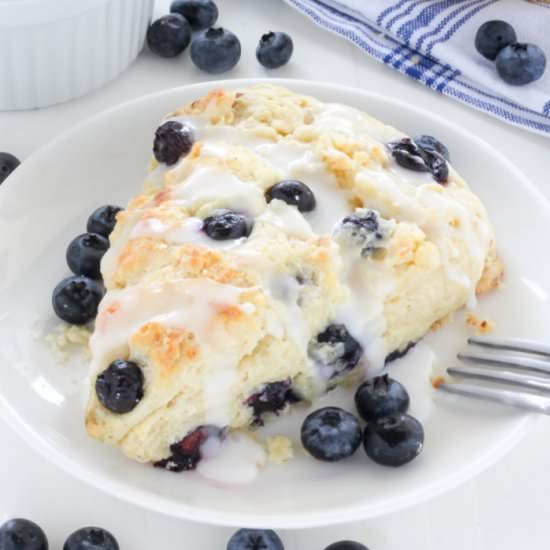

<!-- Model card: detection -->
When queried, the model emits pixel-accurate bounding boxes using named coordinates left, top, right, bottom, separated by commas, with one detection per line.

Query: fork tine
left=457, top=351, right=550, bottom=375
left=448, top=366, right=550, bottom=393
left=438, top=383, right=550, bottom=415
left=468, top=336, right=550, bottom=357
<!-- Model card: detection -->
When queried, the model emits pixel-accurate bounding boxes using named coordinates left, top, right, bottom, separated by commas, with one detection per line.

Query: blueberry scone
left=85, top=85, right=502, bottom=468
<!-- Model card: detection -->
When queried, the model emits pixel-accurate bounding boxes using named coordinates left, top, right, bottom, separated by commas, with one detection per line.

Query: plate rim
left=0, top=77, right=545, bottom=528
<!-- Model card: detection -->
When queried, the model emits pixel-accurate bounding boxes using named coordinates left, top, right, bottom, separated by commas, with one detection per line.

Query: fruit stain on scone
left=85, top=84, right=502, bottom=478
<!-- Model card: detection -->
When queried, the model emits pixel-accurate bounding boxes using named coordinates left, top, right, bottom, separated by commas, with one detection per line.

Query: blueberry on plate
left=227, top=528, right=284, bottom=550
left=96, top=359, right=144, bottom=414
left=266, top=179, right=315, bottom=212
left=308, top=324, right=363, bottom=379
left=191, top=27, right=241, bottom=74
left=170, top=0, right=219, bottom=31
left=203, top=210, right=252, bottom=240
left=63, top=527, right=119, bottom=550
left=324, top=542, right=369, bottom=550
left=475, top=20, right=517, bottom=61
left=256, top=31, right=294, bottom=69
left=66, top=232, right=109, bottom=280
left=363, top=413, right=424, bottom=467
left=153, top=120, right=194, bottom=165
left=87, top=205, right=123, bottom=238
left=52, top=276, right=104, bottom=325
left=496, top=43, right=546, bottom=85
left=355, top=374, right=410, bottom=422
left=301, top=406, right=362, bottom=462
left=0, top=518, right=48, bottom=550
left=146, top=13, right=192, bottom=58
left=413, top=135, right=450, bottom=162
left=0, top=152, right=20, bottom=185
left=155, top=425, right=224, bottom=472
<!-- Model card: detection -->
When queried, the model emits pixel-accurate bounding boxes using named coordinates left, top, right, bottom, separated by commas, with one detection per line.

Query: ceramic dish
left=0, top=79, right=544, bottom=528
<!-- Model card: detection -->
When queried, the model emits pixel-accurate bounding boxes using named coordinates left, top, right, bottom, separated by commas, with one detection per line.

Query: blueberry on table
left=63, top=526, right=119, bottom=550
left=355, top=374, right=410, bottom=422
left=227, top=528, right=284, bottom=550
left=256, top=31, right=294, bottom=69
left=170, top=0, right=219, bottom=31
left=202, top=210, right=252, bottom=240
left=301, top=406, right=362, bottom=462
left=87, top=205, right=123, bottom=239
left=153, top=120, right=194, bottom=165
left=496, top=43, right=546, bottom=85
left=0, top=518, right=48, bottom=550
left=0, top=152, right=20, bottom=185
left=66, top=232, right=109, bottom=280
left=363, top=413, right=424, bottom=467
left=308, top=324, right=363, bottom=379
left=266, top=179, right=316, bottom=212
left=146, top=14, right=192, bottom=58
left=52, top=276, right=104, bottom=325
left=191, top=27, right=241, bottom=74
left=413, top=135, right=450, bottom=162
left=475, top=20, right=517, bottom=61
left=96, top=359, right=144, bottom=414
left=324, top=542, right=369, bottom=550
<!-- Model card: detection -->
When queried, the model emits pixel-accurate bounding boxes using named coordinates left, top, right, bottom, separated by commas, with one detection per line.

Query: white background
left=1, top=1, right=550, bottom=548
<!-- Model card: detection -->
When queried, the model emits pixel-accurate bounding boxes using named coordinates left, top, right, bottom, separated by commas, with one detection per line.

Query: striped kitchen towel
left=283, top=0, right=550, bottom=137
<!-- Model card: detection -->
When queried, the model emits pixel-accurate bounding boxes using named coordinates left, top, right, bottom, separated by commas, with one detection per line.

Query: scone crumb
left=431, top=375, right=446, bottom=389
left=266, top=436, right=294, bottom=464
left=431, top=313, right=453, bottom=332
left=465, top=313, right=495, bottom=334
left=45, top=324, right=92, bottom=362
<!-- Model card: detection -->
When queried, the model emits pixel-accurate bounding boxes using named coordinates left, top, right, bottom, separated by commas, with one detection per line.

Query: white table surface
left=2, top=1, right=550, bottom=548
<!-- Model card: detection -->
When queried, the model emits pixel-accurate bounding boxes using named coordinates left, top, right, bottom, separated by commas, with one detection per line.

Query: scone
left=85, top=84, right=502, bottom=468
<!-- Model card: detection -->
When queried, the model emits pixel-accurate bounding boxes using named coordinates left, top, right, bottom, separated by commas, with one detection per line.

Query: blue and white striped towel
left=283, top=0, right=550, bottom=137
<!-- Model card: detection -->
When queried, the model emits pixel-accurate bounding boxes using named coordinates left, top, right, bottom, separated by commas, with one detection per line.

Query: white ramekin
left=0, top=0, right=154, bottom=110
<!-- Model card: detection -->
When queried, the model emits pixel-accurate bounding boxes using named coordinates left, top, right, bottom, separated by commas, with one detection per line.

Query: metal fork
left=438, top=336, right=550, bottom=415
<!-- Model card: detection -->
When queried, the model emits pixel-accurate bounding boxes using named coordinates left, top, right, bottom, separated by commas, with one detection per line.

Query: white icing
left=196, top=432, right=266, bottom=485
left=260, top=199, right=314, bottom=239
left=91, top=279, right=255, bottom=426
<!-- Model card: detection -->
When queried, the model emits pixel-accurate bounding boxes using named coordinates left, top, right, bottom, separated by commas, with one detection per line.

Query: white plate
left=0, top=79, right=546, bottom=529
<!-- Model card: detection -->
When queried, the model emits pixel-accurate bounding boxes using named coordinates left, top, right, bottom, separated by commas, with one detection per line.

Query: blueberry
left=256, top=31, right=294, bottom=69
left=302, top=407, right=362, bottom=462
left=170, top=0, right=218, bottom=31
left=355, top=374, right=410, bottom=422
left=324, top=542, right=369, bottom=550
left=245, top=379, right=300, bottom=426
left=63, top=527, right=119, bottom=550
left=308, top=324, right=363, bottom=379
left=363, top=413, right=424, bottom=467
left=146, top=14, right=192, bottom=58
left=52, top=276, right=104, bottom=325
left=387, top=138, right=448, bottom=184
left=475, top=20, right=517, bottom=61
left=0, top=152, right=20, bottom=185
left=496, top=43, right=547, bottom=85
left=413, top=135, right=450, bottom=162
left=87, top=205, right=123, bottom=239
left=265, top=179, right=315, bottom=212
left=227, top=529, right=284, bottom=550
left=203, top=210, right=252, bottom=240
left=155, top=425, right=223, bottom=472
left=95, top=359, right=144, bottom=414
left=0, top=518, right=48, bottom=550
left=153, top=120, right=194, bottom=165
left=66, top=232, right=109, bottom=280
left=191, top=27, right=241, bottom=74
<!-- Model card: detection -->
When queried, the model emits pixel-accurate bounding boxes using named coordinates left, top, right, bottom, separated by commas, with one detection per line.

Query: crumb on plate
left=431, top=375, right=446, bottom=389
left=465, top=313, right=495, bottom=334
left=45, top=324, right=92, bottom=362
left=266, top=436, right=294, bottom=464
